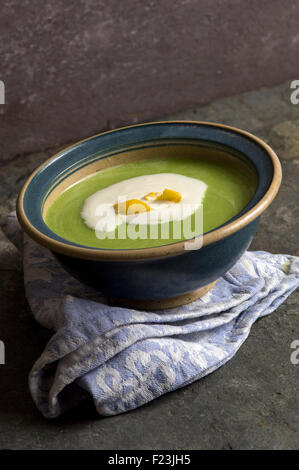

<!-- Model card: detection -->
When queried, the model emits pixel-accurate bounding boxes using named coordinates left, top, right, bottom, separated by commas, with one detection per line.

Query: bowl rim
left=16, top=120, right=282, bottom=261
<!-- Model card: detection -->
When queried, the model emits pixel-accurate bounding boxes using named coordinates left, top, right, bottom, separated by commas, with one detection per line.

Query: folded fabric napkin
left=2, top=212, right=299, bottom=418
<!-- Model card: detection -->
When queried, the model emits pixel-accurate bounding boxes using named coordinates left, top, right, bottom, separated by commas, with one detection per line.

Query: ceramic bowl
left=17, top=121, right=281, bottom=309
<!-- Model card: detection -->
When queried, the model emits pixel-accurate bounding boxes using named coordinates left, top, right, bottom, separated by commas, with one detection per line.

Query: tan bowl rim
left=16, top=120, right=282, bottom=261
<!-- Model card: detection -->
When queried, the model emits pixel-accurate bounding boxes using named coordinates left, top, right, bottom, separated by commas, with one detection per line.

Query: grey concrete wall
left=0, top=0, right=298, bottom=162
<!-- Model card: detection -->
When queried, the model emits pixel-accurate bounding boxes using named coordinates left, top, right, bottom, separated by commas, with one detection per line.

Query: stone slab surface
left=1, top=0, right=299, bottom=162
left=0, top=82, right=298, bottom=450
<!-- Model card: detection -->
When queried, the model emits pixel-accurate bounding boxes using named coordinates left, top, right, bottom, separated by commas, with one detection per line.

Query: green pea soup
left=44, top=154, right=257, bottom=249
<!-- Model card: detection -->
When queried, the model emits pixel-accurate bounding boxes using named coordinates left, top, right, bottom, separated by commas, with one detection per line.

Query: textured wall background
left=1, top=0, right=298, bottom=162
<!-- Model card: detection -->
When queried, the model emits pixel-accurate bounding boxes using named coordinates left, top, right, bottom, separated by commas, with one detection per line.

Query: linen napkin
left=2, top=212, right=299, bottom=418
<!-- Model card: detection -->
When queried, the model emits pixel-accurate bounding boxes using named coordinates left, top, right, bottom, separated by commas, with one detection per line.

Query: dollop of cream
left=81, top=173, right=207, bottom=233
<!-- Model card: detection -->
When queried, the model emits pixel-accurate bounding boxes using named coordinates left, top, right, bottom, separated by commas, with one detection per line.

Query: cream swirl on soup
left=81, top=173, right=207, bottom=233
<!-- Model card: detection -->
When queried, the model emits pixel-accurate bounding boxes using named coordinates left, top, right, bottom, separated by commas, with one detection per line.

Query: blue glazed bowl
left=17, top=121, right=281, bottom=309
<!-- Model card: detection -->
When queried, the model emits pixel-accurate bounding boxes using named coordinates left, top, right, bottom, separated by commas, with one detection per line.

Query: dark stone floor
left=0, top=82, right=298, bottom=450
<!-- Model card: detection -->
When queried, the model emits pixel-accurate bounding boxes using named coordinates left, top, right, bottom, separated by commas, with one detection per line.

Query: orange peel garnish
left=144, top=191, right=161, bottom=201
left=157, top=188, right=182, bottom=203
left=114, top=199, right=152, bottom=215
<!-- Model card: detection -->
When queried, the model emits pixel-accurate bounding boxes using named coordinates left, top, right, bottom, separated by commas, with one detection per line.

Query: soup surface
left=44, top=155, right=257, bottom=249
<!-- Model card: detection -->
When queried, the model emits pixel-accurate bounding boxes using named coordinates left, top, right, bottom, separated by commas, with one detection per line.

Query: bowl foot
left=109, top=280, right=218, bottom=310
